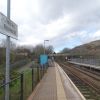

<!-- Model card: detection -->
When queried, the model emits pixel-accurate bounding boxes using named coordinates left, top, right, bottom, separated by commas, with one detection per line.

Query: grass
left=0, top=76, right=21, bottom=100
left=0, top=86, right=5, bottom=100
left=23, top=69, right=32, bottom=99
left=0, top=66, right=44, bottom=100
left=10, top=78, right=21, bottom=100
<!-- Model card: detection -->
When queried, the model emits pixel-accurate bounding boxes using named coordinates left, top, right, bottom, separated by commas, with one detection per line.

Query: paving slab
left=28, top=67, right=57, bottom=100
left=28, top=62, right=85, bottom=100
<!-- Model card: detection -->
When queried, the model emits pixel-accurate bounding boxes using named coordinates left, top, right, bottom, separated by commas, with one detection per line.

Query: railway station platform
left=68, top=61, right=100, bottom=70
left=28, top=62, right=86, bottom=100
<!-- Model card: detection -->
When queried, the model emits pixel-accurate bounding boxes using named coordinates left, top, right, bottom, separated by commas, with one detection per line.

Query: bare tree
left=34, top=44, right=44, bottom=57
left=0, top=39, right=16, bottom=49
left=46, top=45, right=54, bottom=54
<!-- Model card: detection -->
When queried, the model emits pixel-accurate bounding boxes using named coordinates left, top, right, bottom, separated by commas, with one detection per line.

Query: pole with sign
left=0, top=0, right=18, bottom=100
left=5, top=0, right=10, bottom=99
left=0, top=13, right=18, bottom=39
left=6, top=0, right=10, bottom=100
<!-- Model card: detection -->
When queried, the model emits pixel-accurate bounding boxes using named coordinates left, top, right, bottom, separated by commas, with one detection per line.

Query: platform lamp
left=44, top=40, right=49, bottom=54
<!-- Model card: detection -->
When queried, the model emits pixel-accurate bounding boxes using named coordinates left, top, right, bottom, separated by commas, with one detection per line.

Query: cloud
left=0, top=0, right=100, bottom=51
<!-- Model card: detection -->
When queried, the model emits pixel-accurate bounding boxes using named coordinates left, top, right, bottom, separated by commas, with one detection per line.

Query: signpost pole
left=5, top=0, right=10, bottom=100
left=0, top=1, right=17, bottom=100
left=5, top=36, right=10, bottom=100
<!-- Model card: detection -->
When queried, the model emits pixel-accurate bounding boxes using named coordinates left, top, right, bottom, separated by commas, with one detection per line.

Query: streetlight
left=44, top=40, right=49, bottom=54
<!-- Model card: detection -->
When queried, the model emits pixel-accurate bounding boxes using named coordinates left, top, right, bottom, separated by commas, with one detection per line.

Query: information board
left=40, top=54, right=48, bottom=65
left=0, top=12, right=18, bottom=39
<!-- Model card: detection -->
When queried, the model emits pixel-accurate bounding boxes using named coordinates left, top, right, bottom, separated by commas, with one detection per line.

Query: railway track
left=65, top=62, right=100, bottom=81
left=58, top=62, right=100, bottom=100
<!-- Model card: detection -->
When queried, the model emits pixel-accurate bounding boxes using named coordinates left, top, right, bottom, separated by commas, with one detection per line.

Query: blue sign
left=40, top=54, right=48, bottom=65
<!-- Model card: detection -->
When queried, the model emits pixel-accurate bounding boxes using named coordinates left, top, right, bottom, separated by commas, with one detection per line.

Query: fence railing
left=0, top=64, right=48, bottom=100
left=70, top=58, right=100, bottom=66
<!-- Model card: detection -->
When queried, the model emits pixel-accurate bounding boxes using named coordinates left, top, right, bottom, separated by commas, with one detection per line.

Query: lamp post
left=44, top=40, right=49, bottom=54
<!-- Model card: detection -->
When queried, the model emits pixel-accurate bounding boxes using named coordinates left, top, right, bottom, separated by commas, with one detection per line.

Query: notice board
left=40, top=54, right=48, bottom=65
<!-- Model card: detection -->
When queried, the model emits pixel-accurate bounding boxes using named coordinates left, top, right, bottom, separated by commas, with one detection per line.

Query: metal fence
left=0, top=64, right=48, bottom=100
left=70, top=58, right=100, bottom=66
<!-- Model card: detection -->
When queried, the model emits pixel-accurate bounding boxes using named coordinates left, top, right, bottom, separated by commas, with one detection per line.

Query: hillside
left=70, top=40, right=100, bottom=56
left=61, top=40, right=100, bottom=57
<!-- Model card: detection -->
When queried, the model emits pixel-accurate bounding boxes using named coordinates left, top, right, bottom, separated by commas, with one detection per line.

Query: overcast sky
left=0, top=0, right=100, bottom=52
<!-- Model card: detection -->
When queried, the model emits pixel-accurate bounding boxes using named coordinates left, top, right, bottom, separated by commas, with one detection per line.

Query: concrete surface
left=28, top=62, right=85, bottom=100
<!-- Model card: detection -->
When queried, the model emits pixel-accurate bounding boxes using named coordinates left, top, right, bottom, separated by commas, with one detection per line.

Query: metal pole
left=20, top=74, right=23, bottom=100
left=7, top=0, right=10, bottom=18
left=32, top=69, right=34, bottom=91
left=5, top=37, right=10, bottom=100
left=44, top=40, right=49, bottom=55
left=44, top=40, right=45, bottom=54
left=5, top=0, right=10, bottom=100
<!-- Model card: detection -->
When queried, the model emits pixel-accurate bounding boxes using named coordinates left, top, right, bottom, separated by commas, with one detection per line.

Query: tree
left=60, top=48, right=70, bottom=53
left=46, top=45, right=54, bottom=54
left=0, top=39, right=16, bottom=50
left=33, top=44, right=44, bottom=57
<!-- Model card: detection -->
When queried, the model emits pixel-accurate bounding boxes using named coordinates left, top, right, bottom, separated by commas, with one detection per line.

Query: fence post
left=32, top=69, right=34, bottom=91
left=40, top=66, right=42, bottom=79
left=20, top=73, right=23, bottom=100
left=44, top=65, right=46, bottom=73
left=3, top=80, right=5, bottom=100
left=37, top=66, right=39, bottom=83
left=43, top=65, right=45, bottom=75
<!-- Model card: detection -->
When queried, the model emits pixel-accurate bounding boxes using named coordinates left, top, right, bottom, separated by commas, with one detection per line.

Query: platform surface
left=28, top=62, right=85, bottom=100
left=28, top=65, right=66, bottom=100
left=68, top=61, right=100, bottom=70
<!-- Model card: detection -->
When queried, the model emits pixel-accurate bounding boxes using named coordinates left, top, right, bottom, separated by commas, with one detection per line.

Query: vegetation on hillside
left=60, top=40, right=100, bottom=57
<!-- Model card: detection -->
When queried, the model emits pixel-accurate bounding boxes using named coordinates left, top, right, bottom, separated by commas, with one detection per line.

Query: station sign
left=0, top=12, right=18, bottom=39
